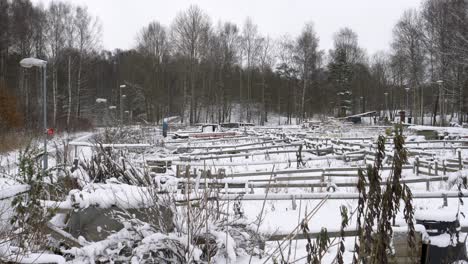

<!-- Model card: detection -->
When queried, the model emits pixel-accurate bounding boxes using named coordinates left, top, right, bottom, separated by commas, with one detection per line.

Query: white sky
left=31, top=0, right=423, bottom=54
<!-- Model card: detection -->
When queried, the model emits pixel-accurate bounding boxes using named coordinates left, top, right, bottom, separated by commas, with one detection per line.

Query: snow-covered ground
left=1, top=121, right=468, bottom=263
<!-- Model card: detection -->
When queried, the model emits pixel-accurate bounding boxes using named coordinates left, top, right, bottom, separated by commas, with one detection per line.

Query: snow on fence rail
left=267, top=225, right=468, bottom=241
left=215, top=191, right=468, bottom=201
left=184, top=175, right=450, bottom=189
left=172, top=152, right=365, bottom=166
left=184, top=143, right=304, bottom=156
left=44, top=189, right=468, bottom=213
left=176, top=139, right=291, bottom=150
left=68, top=142, right=152, bottom=148
left=217, top=165, right=414, bottom=178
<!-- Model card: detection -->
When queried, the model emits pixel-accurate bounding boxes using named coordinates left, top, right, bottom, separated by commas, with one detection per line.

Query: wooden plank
left=268, top=229, right=359, bottom=241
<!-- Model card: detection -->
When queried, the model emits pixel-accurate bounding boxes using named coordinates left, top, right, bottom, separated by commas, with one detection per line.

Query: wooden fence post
left=434, top=161, right=438, bottom=176
left=321, top=169, right=325, bottom=193
left=458, top=149, right=462, bottom=170
left=415, top=157, right=420, bottom=176
left=292, top=195, right=297, bottom=210
left=443, top=160, right=447, bottom=175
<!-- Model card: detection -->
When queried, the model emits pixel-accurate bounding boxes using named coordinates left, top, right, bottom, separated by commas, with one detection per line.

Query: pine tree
left=329, top=49, right=353, bottom=117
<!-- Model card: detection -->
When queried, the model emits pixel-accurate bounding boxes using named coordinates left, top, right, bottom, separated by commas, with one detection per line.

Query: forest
left=1, top=0, right=468, bottom=133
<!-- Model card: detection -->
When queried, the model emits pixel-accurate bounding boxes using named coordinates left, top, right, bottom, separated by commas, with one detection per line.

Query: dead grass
left=0, top=131, right=36, bottom=154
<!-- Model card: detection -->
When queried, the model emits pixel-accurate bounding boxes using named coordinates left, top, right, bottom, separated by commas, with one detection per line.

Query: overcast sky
left=31, top=0, right=423, bottom=54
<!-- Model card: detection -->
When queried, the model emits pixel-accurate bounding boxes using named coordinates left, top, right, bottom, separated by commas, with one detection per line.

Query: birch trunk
left=76, top=54, right=82, bottom=119
left=67, top=55, right=71, bottom=131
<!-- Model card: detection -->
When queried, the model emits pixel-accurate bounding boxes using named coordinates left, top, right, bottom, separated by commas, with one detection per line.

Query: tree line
left=1, top=0, right=468, bottom=134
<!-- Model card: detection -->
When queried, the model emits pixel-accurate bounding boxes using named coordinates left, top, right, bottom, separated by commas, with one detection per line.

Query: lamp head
left=20, top=58, right=47, bottom=68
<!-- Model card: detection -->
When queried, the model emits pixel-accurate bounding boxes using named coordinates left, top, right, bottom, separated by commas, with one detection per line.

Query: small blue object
left=162, top=119, right=168, bottom=137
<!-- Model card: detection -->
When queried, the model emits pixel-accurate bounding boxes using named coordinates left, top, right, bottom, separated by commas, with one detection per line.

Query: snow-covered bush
left=1, top=144, right=57, bottom=261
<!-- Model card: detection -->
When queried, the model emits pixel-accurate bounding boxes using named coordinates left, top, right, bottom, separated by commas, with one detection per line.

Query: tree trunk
left=261, top=73, right=266, bottom=126
left=189, top=61, right=195, bottom=124
left=53, top=65, right=57, bottom=128
left=432, top=92, right=439, bottom=126
left=460, top=80, right=465, bottom=125
left=67, top=55, right=71, bottom=131
left=182, top=76, right=187, bottom=124
left=239, top=67, right=242, bottom=122
left=301, top=67, right=307, bottom=122
left=278, top=81, right=281, bottom=125
left=76, top=55, right=82, bottom=120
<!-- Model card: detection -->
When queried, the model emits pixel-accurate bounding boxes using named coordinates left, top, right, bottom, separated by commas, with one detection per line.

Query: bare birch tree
left=294, top=23, right=319, bottom=121
left=171, top=5, right=210, bottom=124
left=241, top=17, right=262, bottom=122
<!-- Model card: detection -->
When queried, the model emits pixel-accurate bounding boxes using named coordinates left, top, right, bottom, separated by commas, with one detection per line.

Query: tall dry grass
left=0, top=131, right=36, bottom=154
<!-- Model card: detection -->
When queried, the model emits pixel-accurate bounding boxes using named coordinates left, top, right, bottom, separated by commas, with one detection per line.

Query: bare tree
left=217, top=22, right=240, bottom=123
left=241, top=17, right=262, bottom=122
left=74, top=5, right=101, bottom=120
left=137, top=21, right=168, bottom=122
left=294, top=22, right=319, bottom=121
left=10, top=0, right=36, bottom=127
left=392, top=9, right=426, bottom=124
left=258, top=36, right=275, bottom=125
left=0, top=0, right=8, bottom=82
left=276, top=35, right=297, bottom=124
left=64, top=6, right=76, bottom=131
left=171, top=5, right=210, bottom=124
left=46, top=1, right=70, bottom=127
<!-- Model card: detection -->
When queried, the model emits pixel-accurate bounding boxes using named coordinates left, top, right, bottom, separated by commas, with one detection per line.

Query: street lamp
left=108, top=105, right=117, bottom=125
left=436, top=80, right=444, bottom=126
left=384, top=92, right=389, bottom=118
left=121, top=94, right=127, bottom=125
left=20, top=57, right=48, bottom=174
left=119, top=84, right=126, bottom=125
left=404, top=87, right=410, bottom=112
left=96, top=98, right=108, bottom=126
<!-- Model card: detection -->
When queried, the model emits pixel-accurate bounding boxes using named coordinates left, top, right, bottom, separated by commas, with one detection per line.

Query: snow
left=409, top=125, right=468, bottom=138
left=415, top=208, right=459, bottom=222
left=16, top=254, right=65, bottom=264
left=62, top=183, right=156, bottom=210
left=0, top=243, right=65, bottom=263
left=4, top=122, right=468, bottom=263
left=0, top=180, right=29, bottom=200
left=429, top=233, right=468, bottom=248
left=406, top=135, right=426, bottom=142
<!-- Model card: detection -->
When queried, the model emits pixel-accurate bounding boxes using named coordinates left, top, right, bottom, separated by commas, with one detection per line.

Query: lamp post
left=384, top=92, right=389, bottom=118
left=444, top=98, right=448, bottom=125
left=20, top=58, right=48, bottom=174
left=96, top=98, right=108, bottom=126
left=436, top=80, right=444, bottom=126
left=119, top=84, right=126, bottom=125
left=121, top=94, right=127, bottom=125
left=109, top=105, right=117, bottom=125
left=404, top=87, right=410, bottom=112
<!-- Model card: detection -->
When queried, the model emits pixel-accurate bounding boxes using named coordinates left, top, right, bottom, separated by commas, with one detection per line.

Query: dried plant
left=353, top=125, right=416, bottom=264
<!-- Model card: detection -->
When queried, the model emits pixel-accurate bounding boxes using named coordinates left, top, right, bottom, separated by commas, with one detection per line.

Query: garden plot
left=1, top=124, right=468, bottom=263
